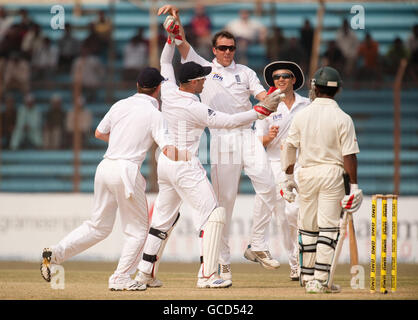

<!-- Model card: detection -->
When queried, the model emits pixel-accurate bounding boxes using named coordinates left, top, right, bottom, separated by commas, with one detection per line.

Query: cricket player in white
left=246, top=61, right=310, bottom=279
left=134, top=35, right=282, bottom=288
left=281, top=66, right=363, bottom=293
left=40, top=67, right=178, bottom=291
left=158, top=6, right=281, bottom=281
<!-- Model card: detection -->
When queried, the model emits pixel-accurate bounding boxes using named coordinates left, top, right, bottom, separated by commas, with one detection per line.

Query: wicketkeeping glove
left=279, top=173, right=299, bottom=203
left=163, top=15, right=183, bottom=45
left=341, top=184, right=363, bottom=213
left=254, top=89, right=285, bottom=120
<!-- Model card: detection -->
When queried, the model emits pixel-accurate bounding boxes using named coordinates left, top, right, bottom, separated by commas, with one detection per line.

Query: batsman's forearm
left=343, top=153, right=358, bottom=184
left=176, top=17, right=190, bottom=59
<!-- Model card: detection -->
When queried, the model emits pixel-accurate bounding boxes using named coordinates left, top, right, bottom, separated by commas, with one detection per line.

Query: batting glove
left=163, top=15, right=183, bottom=45
left=341, top=184, right=363, bottom=213
left=279, top=173, right=299, bottom=203
left=254, top=89, right=285, bottom=119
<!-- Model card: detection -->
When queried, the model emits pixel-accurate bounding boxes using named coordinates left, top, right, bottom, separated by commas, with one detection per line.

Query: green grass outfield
left=0, top=261, right=417, bottom=300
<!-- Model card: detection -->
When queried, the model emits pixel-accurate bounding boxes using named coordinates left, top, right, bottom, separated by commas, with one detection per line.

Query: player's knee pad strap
left=201, top=207, right=226, bottom=278
left=315, top=227, right=340, bottom=277
left=141, top=212, right=180, bottom=276
left=298, top=230, right=319, bottom=283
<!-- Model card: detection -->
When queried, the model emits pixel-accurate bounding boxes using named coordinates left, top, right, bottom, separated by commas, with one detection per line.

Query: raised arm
left=160, top=41, right=176, bottom=84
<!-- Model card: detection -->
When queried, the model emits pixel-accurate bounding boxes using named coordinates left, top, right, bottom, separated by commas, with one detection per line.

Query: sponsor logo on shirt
left=212, top=73, right=223, bottom=81
left=273, top=113, right=283, bottom=121
left=208, top=108, right=216, bottom=118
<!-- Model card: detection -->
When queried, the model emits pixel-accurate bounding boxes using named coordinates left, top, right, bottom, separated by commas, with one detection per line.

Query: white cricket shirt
left=286, top=97, right=360, bottom=168
left=97, top=93, right=171, bottom=166
left=161, top=43, right=258, bottom=156
left=182, top=46, right=265, bottom=132
left=256, top=92, right=310, bottom=160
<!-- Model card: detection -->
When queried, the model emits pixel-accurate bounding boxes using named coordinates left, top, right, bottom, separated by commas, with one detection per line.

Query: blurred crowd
left=1, top=5, right=417, bottom=151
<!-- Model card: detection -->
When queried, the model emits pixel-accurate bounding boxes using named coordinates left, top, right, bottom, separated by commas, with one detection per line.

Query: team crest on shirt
left=208, top=108, right=216, bottom=118
left=212, top=73, right=223, bottom=81
left=273, top=113, right=283, bottom=121
left=235, top=75, right=241, bottom=83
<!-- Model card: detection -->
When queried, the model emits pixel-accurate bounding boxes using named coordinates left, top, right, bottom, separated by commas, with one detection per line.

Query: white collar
left=176, top=88, right=200, bottom=102
left=134, top=93, right=160, bottom=109
left=212, top=58, right=236, bottom=70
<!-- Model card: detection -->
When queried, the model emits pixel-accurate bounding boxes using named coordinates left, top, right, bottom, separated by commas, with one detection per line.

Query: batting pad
left=202, top=207, right=226, bottom=278
left=298, top=229, right=319, bottom=284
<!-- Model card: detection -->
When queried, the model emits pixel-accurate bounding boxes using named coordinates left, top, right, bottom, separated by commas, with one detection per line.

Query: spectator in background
left=225, top=9, right=267, bottom=64
left=406, top=24, right=418, bottom=84
left=21, top=22, right=43, bottom=60
left=31, top=37, right=59, bottom=80
left=385, top=37, right=409, bottom=75
left=407, top=24, right=418, bottom=55
left=279, top=37, right=306, bottom=68
left=57, top=23, right=80, bottom=72
left=336, top=19, right=359, bottom=78
left=3, top=51, right=30, bottom=95
left=65, top=96, right=92, bottom=149
left=0, top=6, right=14, bottom=43
left=122, top=29, right=148, bottom=81
left=93, top=10, right=112, bottom=61
left=1, top=94, right=17, bottom=148
left=83, top=23, right=104, bottom=57
left=189, top=2, right=212, bottom=60
left=266, top=26, right=286, bottom=61
left=322, top=40, right=345, bottom=74
left=43, top=94, right=65, bottom=150
left=0, top=24, right=24, bottom=57
left=17, top=8, right=32, bottom=35
left=300, top=19, right=314, bottom=72
left=356, top=32, right=382, bottom=87
left=94, top=10, right=112, bottom=45
left=10, top=94, right=42, bottom=150
left=71, top=46, right=105, bottom=102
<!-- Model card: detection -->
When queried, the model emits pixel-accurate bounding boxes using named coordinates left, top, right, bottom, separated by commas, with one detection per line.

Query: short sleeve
left=97, top=111, right=111, bottom=134
left=247, top=67, right=266, bottom=97
left=285, top=115, right=300, bottom=148
left=340, top=115, right=360, bottom=156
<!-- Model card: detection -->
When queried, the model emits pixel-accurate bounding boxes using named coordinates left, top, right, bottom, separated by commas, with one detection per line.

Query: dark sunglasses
left=272, top=73, right=293, bottom=80
left=215, top=45, right=236, bottom=52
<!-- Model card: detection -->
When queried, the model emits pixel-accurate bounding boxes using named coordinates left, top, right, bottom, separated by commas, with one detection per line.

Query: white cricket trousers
left=297, top=164, right=345, bottom=283
left=210, top=130, right=277, bottom=264
left=138, top=153, right=218, bottom=274
left=252, top=160, right=299, bottom=269
left=51, top=159, right=149, bottom=276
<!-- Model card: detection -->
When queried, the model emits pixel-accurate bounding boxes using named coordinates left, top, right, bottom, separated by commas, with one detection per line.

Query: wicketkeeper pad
left=201, top=207, right=226, bottom=278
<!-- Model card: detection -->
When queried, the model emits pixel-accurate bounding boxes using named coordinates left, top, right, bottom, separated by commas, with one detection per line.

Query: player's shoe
left=109, top=274, right=146, bottom=291
left=243, top=245, right=280, bottom=270
left=305, top=279, right=341, bottom=293
left=197, top=274, right=232, bottom=289
left=290, top=266, right=299, bottom=281
left=135, top=271, right=163, bottom=288
left=218, top=263, right=232, bottom=281
left=40, top=248, right=52, bottom=282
